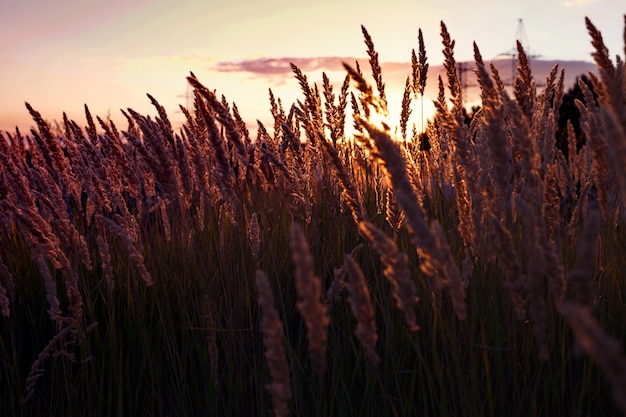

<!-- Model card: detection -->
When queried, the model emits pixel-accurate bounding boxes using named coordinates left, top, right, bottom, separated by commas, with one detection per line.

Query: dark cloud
left=214, top=57, right=352, bottom=74
left=211, top=55, right=596, bottom=98
left=213, top=56, right=413, bottom=77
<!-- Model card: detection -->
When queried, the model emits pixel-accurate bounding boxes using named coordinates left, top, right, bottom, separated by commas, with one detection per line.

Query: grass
left=1, top=15, right=626, bottom=417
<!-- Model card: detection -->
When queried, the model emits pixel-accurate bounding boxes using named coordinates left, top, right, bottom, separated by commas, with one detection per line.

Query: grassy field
left=1, top=16, right=626, bottom=417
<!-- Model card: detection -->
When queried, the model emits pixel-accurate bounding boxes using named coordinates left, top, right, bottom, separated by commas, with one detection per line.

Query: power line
left=457, top=61, right=476, bottom=105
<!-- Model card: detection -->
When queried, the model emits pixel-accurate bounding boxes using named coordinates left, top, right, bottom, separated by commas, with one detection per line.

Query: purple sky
left=1, top=0, right=623, bottom=133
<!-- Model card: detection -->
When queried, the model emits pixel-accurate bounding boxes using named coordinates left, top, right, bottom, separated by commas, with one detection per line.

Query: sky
left=1, top=0, right=624, bottom=135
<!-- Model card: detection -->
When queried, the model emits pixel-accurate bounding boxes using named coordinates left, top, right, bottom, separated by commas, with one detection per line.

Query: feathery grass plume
left=248, top=212, right=261, bottom=261
left=250, top=143, right=271, bottom=193
left=63, top=269, right=84, bottom=321
left=0, top=139, right=67, bottom=272
left=259, top=145, right=300, bottom=201
left=5, top=143, right=74, bottom=266
left=342, top=63, right=385, bottom=119
left=351, top=86, right=466, bottom=318
left=502, top=90, right=542, bottom=207
left=585, top=17, right=626, bottom=206
left=326, top=267, right=348, bottom=311
left=337, top=75, right=350, bottom=141
left=187, top=74, right=250, bottom=166
left=451, top=164, right=476, bottom=265
left=566, top=120, right=582, bottom=186
left=412, top=28, right=429, bottom=98
left=432, top=74, right=448, bottom=123
left=474, top=43, right=513, bottom=225
left=585, top=16, right=616, bottom=80
left=156, top=197, right=172, bottom=242
left=400, top=76, right=412, bottom=140
left=0, top=282, right=9, bottom=318
left=385, top=186, right=404, bottom=234
left=568, top=209, right=601, bottom=308
left=281, top=124, right=306, bottom=198
left=180, top=104, right=199, bottom=139
left=269, top=88, right=286, bottom=145
left=566, top=173, right=593, bottom=241
left=147, top=93, right=176, bottom=147
left=267, top=92, right=285, bottom=154
left=488, top=213, right=527, bottom=319
left=575, top=85, right=615, bottom=220
left=359, top=221, right=419, bottom=332
left=286, top=103, right=303, bottom=144
left=353, top=113, right=466, bottom=319
left=25, top=153, right=93, bottom=272
left=0, top=257, right=14, bottom=317
left=290, top=63, right=324, bottom=141
left=317, top=132, right=366, bottom=225
left=343, top=254, right=380, bottom=365
left=541, top=167, right=567, bottom=308
left=290, top=223, right=329, bottom=373
left=232, top=102, right=251, bottom=145
left=430, top=77, right=455, bottom=188
left=24, top=182, right=87, bottom=318
left=96, top=215, right=153, bottom=287
left=440, top=21, right=462, bottom=113
left=489, top=63, right=506, bottom=95
left=432, top=43, right=482, bottom=258
left=120, top=108, right=141, bottom=139
left=127, top=108, right=182, bottom=203
left=22, top=322, right=77, bottom=403
left=553, top=67, right=565, bottom=120
left=350, top=91, right=363, bottom=133
left=33, top=254, right=61, bottom=322
left=543, top=162, right=563, bottom=240
left=255, top=270, right=292, bottom=417
left=537, top=66, right=561, bottom=169
left=600, top=104, right=626, bottom=218
left=361, top=25, right=387, bottom=111
left=515, top=197, right=549, bottom=362
left=281, top=121, right=302, bottom=163
left=83, top=103, right=99, bottom=144
left=183, top=122, right=212, bottom=196
left=96, top=116, right=142, bottom=204
left=322, top=72, right=339, bottom=144
left=24, top=102, right=81, bottom=204
left=173, top=133, right=194, bottom=207
left=195, top=94, right=238, bottom=223
left=513, top=41, right=537, bottom=123
left=562, top=302, right=626, bottom=412
left=321, top=72, right=350, bottom=144
left=326, top=243, right=363, bottom=310
left=96, top=235, right=114, bottom=292
left=257, top=119, right=273, bottom=146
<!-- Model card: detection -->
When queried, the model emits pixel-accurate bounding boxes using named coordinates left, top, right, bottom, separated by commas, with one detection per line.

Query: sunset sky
left=1, top=0, right=624, bottom=134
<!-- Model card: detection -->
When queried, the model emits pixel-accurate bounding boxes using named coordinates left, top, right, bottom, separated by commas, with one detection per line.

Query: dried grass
left=256, top=270, right=292, bottom=417
left=344, top=254, right=380, bottom=365
left=290, top=223, right=329, bottom=374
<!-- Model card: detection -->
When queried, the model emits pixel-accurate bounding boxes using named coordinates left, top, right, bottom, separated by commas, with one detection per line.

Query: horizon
left=1, top=0, right=623, bottom=134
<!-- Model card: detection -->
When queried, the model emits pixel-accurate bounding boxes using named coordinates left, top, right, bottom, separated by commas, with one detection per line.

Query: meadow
left=1, top=16, right=626, bottom=417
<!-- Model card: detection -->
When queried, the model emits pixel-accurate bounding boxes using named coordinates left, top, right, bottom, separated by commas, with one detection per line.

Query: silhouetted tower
left=187, top=83, right=194, bottom=110
left=176, top=83, right=194, bottom=110
left=174, top=82, right=194, bottom=117
left=498, top=19, right=542, bottom=86
left=457, top=62, right=476, bottom=106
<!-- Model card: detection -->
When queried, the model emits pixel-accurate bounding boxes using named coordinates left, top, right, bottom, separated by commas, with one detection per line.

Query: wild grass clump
left=1, top=15, right=626, bottom=417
